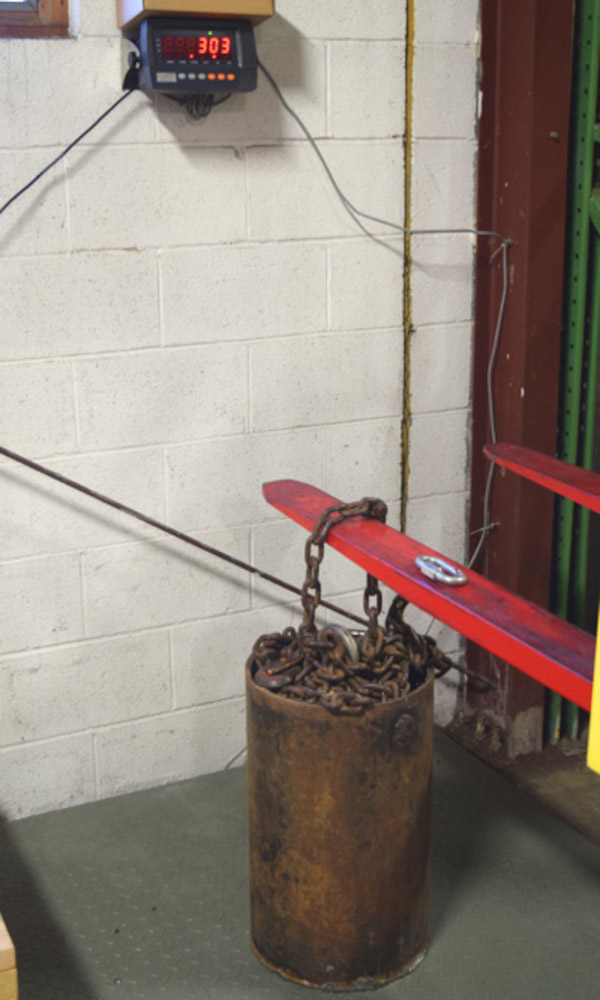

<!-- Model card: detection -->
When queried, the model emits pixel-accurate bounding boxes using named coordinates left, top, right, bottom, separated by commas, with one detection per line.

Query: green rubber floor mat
left=1, top=732, right=599, bottom=999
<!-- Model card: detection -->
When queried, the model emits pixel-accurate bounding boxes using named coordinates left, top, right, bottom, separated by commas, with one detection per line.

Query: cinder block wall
left=0, top=0, right=479, bottom=819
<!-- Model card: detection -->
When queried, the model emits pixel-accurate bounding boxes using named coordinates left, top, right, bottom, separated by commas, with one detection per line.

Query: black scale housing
left=138, top=17, right=258, bottom=95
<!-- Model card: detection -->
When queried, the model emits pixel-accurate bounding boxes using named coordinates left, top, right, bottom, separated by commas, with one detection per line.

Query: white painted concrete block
left=411, top=323, right=473, bottom=414
left=329, top=238, right=403, bottom=332
left=68, top=145, right=246, bottom=251
left=413, top=45, right=478, bottom=139
left=0, top=632, right=171, bottom=746
left=250, top=329, right=403, bottom=432
left=247, top=141, right=403, bottom=241
left=0, top=40, right=154, bottom=149
left=0, top=252, right=160, bottom=361
left=0, top=0, right=479, bottom=819
left=329, top=42, right=405, bottom=138
left=406, top=491, right=469, bottom=563
left=79, top=2, right=120, bottom=36
left=409, top=409, right=470, bottom=499
left=160, top=242, right=327, bottom=346
left=1, top=447, right=166, bottom=561
left=264, top=1, right=405, bottom=40
left=0, top=360, right=76, bottom=457
left=171, top=606, right=293, bottom=707
left=155, top=38, right=326, bottom=144
left=0, top=149, right=69, bottom=258
left=412, top=139, right=477, bottom=231
left=94, top=698, right=246, bottom=798
left=75, top=345, right=247, bottom=450
left=411, top=234, right=474, bottom=327
left=82, top=528, right=251, bottom=637
left=166, top=429, right=328, bottom=532
left=326, top=419, right=402, bottom=504
left=247, top=145, right=350, bottom=241
left=0, top=735, right=95, bottom=820
left=415, top=0, right=480, bottom=45
left=0, top=553, right=83, bottom=656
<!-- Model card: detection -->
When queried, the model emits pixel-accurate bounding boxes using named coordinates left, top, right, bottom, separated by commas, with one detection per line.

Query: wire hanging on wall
left=0, top=59, right=510, bottom=680
left=257, top=61, right=510, bottom=565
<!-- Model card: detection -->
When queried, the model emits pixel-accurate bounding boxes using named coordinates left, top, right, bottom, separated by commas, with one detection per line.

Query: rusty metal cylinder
left=246, top=661, right=434, bottom=991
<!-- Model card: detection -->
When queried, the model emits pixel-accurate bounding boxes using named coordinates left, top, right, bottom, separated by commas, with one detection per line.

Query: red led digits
left=161, top=32, right=234, bottom=63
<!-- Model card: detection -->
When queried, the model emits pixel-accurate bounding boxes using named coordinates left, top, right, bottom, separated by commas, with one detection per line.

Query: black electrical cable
left=0, top=89, right=138, bottom=220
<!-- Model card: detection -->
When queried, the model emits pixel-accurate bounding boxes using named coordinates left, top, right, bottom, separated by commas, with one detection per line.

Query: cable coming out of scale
left=0, top=89, right=137, bottom=220
left=0, top=63, right=507, bottom=602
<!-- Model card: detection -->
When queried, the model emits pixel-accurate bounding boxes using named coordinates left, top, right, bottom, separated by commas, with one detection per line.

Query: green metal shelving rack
left=551, top=0, right=600, bottom=743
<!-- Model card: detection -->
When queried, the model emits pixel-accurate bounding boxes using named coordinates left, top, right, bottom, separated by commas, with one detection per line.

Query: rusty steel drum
left=246, top=659, right=434, bottom=991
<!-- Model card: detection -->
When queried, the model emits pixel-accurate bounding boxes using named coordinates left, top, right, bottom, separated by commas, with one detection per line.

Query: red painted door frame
left=467, top=0, right=574, bottom=756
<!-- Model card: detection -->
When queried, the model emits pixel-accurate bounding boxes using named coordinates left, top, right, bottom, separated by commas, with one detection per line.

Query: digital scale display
left=137, top=18, right=258, bottom=94
left=159, top=32, right=234, bottom=62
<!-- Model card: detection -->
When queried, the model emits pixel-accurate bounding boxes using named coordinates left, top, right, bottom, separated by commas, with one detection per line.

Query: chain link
left=251, top=498, right=456, bottom=714
left=300, top=499, right=388, bottom=636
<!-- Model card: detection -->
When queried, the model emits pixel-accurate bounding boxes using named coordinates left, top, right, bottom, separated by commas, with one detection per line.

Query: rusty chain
left=251, top=499, right=457, bottom=714
left=300, top=498, right=388, bottom=636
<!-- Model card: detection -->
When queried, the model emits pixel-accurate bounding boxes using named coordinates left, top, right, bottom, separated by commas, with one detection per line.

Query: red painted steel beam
left=469, top=0, right=574, bottom=749
left=485, top=443, right=600, bottom=515
left=264, top=480, right=594, bottom=712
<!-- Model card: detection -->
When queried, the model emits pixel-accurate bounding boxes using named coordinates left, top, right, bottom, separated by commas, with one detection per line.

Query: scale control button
left=217, top=73, right=226, bottom=81
left=227, top=73, right=236, bottom=81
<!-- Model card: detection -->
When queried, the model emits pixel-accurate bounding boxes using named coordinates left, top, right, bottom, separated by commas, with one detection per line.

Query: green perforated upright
left=552, top=0, right=600, bottom=743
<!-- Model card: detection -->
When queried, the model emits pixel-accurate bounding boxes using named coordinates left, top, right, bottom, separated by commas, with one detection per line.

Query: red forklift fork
left=263, top=444, right=600, bottom=771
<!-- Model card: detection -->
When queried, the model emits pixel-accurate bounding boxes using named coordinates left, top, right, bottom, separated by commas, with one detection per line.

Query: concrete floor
left=1, top=731, right=599, bottom=999
left=448, top=721, right=600, bottom=849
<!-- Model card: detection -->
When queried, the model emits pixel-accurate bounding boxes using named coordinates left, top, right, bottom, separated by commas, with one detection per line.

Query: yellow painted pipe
left=587, top=604, right=600, bottom=774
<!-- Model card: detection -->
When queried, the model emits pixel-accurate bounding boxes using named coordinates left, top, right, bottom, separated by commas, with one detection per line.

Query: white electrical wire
left=258, top=60, right=510, bottom=569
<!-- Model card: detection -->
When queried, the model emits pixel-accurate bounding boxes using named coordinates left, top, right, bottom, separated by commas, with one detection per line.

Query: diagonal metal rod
left=0, top=444, right=368, bottom=626
left=0, top=445, right=496, bottom=690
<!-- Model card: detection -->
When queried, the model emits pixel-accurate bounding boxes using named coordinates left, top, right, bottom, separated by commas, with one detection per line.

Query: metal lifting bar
left=0, top=444, right=503, bottom=689
left=0, top=444, right=365, bottom=627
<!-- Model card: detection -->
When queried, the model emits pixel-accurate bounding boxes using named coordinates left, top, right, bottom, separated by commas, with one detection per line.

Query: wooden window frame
left=0, top=0, right=69, bottom=38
